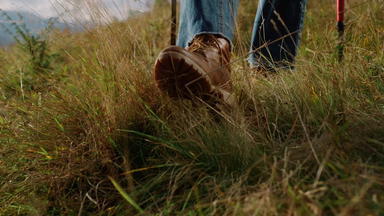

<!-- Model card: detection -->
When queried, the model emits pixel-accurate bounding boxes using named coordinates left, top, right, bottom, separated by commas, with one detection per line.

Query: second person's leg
left=248, top=0, right=308, bottom=69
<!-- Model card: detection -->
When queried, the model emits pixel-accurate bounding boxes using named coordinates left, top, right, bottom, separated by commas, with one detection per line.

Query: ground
left=0, top=0, right=384, bottom=215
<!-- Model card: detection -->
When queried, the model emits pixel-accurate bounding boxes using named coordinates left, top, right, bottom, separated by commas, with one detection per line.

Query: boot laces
left=187, top=34, right=222, bottom=53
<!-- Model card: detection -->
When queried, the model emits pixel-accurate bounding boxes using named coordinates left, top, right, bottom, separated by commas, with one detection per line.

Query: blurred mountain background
left=0, top=0, right=156, bottom=46
left=0, top=10, right=68, bottom=46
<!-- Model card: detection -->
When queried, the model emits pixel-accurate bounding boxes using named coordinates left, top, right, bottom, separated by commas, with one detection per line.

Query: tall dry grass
left=0, top=0, right=384, bottom=215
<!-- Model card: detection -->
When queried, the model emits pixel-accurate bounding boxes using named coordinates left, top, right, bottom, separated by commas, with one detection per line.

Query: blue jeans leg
left=176, top=0, right=239, bottom=49
left=248, top=0, right=308, bottom=69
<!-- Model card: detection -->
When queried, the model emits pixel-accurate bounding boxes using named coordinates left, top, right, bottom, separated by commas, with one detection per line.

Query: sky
left=0, top=0, right=152, bottom=21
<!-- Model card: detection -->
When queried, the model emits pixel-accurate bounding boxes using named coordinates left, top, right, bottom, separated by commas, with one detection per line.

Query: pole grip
left=337, top=21, right=345, bottom=34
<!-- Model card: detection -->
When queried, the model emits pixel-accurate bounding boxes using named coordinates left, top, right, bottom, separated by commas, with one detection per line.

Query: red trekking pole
left=337, top=0, right=345, bottom=61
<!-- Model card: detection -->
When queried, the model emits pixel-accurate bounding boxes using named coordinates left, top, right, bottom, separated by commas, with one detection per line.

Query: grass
left=1, top=0, right=384, bottom=215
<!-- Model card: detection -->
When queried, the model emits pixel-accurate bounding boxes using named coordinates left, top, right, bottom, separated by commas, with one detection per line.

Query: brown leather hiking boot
left=154, top=34, right=234, bottom=105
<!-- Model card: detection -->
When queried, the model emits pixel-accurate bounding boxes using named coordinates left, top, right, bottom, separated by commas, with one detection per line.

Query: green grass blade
left=108, top=177, right=145, bottom=214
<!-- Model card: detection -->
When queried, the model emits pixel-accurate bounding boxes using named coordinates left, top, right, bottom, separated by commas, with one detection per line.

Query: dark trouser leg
left=248, top=0, right=308, bottom=69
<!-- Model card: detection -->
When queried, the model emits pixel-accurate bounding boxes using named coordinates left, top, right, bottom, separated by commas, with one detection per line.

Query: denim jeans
left=177, top=0, right=308, bottom=68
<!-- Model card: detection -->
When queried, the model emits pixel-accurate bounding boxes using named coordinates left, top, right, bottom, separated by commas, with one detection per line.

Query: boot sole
left=154, top=47, right=215, bottom=99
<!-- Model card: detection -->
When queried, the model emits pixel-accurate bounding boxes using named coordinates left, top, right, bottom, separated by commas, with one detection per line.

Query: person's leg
left=248, top=0, right=308, bottom=69
left=177, top=0, right=239, bottom=48
left=154, top=0, right=239, bottom=105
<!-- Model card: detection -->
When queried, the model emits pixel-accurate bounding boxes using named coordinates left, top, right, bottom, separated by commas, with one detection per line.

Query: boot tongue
left=188, top=35, right=231, bottom=65
left=187, top=35, right=221, bottom=53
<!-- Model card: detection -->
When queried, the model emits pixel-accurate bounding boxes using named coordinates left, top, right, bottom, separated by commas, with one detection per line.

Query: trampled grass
left=0, top=0, right=384, bottom=215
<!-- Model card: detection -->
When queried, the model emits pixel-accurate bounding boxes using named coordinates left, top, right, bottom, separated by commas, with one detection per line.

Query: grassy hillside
left=1, top=0, right=384, bottom=215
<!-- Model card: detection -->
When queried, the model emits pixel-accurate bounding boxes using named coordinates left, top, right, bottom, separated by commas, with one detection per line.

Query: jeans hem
left=248, top=55, right=295, bottom=70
